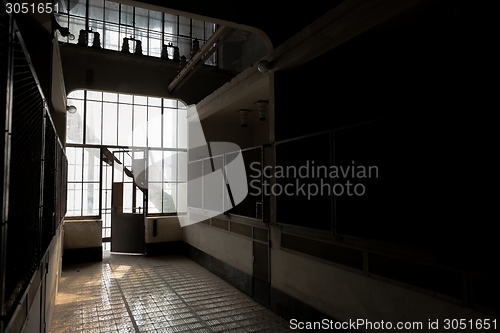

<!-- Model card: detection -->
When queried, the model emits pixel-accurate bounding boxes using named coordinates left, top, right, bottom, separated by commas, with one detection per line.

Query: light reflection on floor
left=50, top=252, right=296, bottom=332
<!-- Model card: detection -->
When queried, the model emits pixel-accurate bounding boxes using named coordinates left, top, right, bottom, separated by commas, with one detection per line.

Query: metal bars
left=0, top=15, right=68, bottom=325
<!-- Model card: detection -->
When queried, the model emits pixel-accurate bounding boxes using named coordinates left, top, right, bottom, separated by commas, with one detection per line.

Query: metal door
left=110, top=150, right=146, bottom=253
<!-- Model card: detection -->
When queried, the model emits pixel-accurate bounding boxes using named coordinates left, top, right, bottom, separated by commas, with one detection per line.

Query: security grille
left=3, top=32, right=45, bottom=317
left=42, top=119, right=56, bottom=252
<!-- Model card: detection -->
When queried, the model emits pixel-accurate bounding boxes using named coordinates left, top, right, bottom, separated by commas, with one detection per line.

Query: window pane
left=102, top=187, right=111, bottom=212
left=68, top=89, right=84, bottom=99
left=88, top=0, right=103, bottom=20
left=178, top=182, right=187, bottom=212
left=148, top=184, right=162, bottom=213
left=133, top=105, right=147, bottom=147
left=87, top=90, right=102, bottom=101
left=178, top=152, right=187, bottom=182
left=66, top=183, right=82, bottom=216
left=148, top=150, right=162, bottom=182
left=103, top=92, right=118, bottom=102
left=134, top=95, right=147, bottom=105
left=148, top=97, right=161, bottom=106
left=83, top=148, right=100, bottom=182
left=163, top=99, right=176, bottom=108
left=69, top=0, right=86, bottom=17
left=123, top=182, right=133, bottom=213
left=148, top=106, right=161, bottom=148
left=102, top=102, right=118, bottom=145
left=164, top=14, right=177, bottom=36
left=163, top=183, right=176, bottom=213
left=192, top=19, right=204, bottom=40
left=120, top=4, right=133, bottom=26
left=148, top=31, right=162, bottom=57
left=163, top=151, right=177, bottom=182
left=119, top=93, right=133, bottom=104
left=163, top=107, right=177, bottom=148
left=67, top=147, right=83, bottom=182
left=118, top=104, right=133, bottom=147
left=103, top=22, right=120, bottom=51
left=86, top=100, right=102, bottom=144
left=113, top=158, right=123, bottom=182
left=66, top=98, right=84, bottom=144
left=149, top=10, right=162, bottom=32
left=83, top=182, right=100, bottom=216
left=135, top=7, right=148, bottom=29
left=178, top=108, right=187, bottom=149
left=104, top=1, right=119, bottom=23
left=179, top=16, right=190, bottom=36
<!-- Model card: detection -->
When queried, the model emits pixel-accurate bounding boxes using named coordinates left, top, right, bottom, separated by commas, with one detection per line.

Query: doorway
left=102, top=148, right=147, bottom=254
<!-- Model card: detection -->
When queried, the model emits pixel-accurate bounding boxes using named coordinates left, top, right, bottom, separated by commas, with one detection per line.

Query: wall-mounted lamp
left=257, top=60, right=273, bottom=73
left=237, top=109, right=252, bottom=127
left=66, top=105, right=77, bottom=114
left=255, top=100, right=269, bottom=121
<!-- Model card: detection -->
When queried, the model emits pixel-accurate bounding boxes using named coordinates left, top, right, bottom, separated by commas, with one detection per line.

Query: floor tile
left=50, top=253, right=297, bottom=332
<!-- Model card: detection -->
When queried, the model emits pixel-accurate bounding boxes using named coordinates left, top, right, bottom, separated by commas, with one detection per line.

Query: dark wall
left=275, top=0, right=477, bottom=139
left=134, top=0, right=342, bottom=46
left=274, top=0, right=497, bottom=275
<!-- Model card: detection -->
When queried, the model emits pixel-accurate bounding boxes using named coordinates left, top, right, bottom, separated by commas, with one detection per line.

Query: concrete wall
left=145, top=216, right=182, bottom=243
left=62, top=219, right=102, bottom=264
left=182, top=222, right=253, bottom=276
left=63, top=219, right=102, bottom=249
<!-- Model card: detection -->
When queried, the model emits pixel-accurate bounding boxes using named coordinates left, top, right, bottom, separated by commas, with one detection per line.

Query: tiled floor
left=50, top=252, right=296, bottom=333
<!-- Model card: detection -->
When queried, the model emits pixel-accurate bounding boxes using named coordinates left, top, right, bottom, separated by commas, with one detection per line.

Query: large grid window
left=66, top=147, right=100, bottom=216
left=66, top=89, right=187, bottom=219
left=55, top=0, right=217, bottom=64
left=66, top=90, right=187, bottom=149
left=148, top=149, right=187, bottom=214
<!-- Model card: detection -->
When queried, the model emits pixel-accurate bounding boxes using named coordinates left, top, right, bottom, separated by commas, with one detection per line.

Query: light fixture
left=257, top=60, right=273, bottom=73
left=255, top=100, right=268, bottom=121
left=237, top=109, right=252, bottom=127
left=66, top=105, right=77, bottom=114
left=58, top=27, right=75, bottom=41
left=53, top=16, right=75, bottom=40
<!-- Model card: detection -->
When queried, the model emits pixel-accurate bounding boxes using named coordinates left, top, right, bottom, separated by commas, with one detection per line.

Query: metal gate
left=110, top=149, right=146, bottom=253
